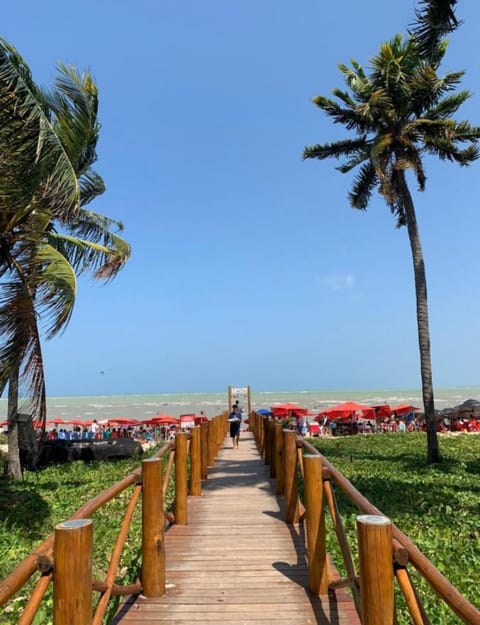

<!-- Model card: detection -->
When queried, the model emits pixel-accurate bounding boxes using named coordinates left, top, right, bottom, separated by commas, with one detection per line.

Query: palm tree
left=0, top=40, right=130, bottom=478
left=303, top=34, right=480, bottom=464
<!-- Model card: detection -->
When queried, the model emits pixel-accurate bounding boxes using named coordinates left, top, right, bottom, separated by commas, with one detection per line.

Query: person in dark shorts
left=228, top=405, right=242, bottom=448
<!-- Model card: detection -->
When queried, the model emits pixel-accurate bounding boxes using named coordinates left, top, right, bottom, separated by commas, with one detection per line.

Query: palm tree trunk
left=7, top=365, right=23, bottom=480
left=398, top=171, right=442, bottom=464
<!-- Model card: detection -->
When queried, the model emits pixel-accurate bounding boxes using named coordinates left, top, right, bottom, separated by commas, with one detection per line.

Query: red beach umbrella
left=371, top=405, right=391, bottom=419
left=151, top=414, right=179, bottom=426
left=391, top=404, right=420, bottom=415
left=317, top=401, right=374, bottom=420
left=68, top=419, right=87, bottom=426
left=107, top=417, right=139, bottom=426
left=271, top=403, right=309, bottom=418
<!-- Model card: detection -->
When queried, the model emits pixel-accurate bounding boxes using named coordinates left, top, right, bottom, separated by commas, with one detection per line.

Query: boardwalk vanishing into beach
left=112, top=431, right=360, bottom=625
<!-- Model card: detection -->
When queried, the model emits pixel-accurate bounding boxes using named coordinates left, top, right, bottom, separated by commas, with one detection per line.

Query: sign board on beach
left=228, top=385, right=251, bottom=415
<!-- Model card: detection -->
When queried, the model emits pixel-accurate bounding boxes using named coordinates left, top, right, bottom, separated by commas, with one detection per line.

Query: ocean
left=1, top=387, right=479, bottom=422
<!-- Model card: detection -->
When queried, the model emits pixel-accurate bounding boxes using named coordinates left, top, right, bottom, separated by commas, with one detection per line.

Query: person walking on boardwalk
left=228, top=404, right=242, bottom=448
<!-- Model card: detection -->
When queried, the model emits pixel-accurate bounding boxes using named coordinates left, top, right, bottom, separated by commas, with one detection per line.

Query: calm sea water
left=1, top=387, right=479, bottom=422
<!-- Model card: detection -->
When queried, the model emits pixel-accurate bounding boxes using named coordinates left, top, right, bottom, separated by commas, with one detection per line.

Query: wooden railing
left=0, top=413, right=229, bottom=625
left=248, top=412, right=480, bottom=625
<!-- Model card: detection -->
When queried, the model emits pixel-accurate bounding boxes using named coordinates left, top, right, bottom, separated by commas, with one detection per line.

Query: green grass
left=308, top=432, right=480, bottom=625
left=1, top=433, right=479, bottom=624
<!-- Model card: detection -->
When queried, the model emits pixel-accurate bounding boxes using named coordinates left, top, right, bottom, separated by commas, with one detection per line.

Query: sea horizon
left=1, top=386, right=480, bottom=422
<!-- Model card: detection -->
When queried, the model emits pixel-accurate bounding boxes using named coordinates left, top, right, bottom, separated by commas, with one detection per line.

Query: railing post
left=207, top=418, right=216, bottom=466
left=357, top=514, right=394, bottom=625
left=249, top=411, right=256, bottom=439
left=141, top=458, right=165, bottom=597
left=53, top=519, right=93, bottom=625
left=283, top=429, right=299, bottom=524
left=200, top=421, right=208, bottom=479
left=304, top=455, right=329, bottom=594
left=258, top=416, right=265, bottom=457
left=175, top=432, right=188, bottom=525
left=217, top=415, right=227, bottom=451
left=270, top=421, right=277, bottom=479
left=273, top=422, right=283, bottom=485
left=190, top=426, right=201, bottom=496
left=264, top=420, right=271, bottom=466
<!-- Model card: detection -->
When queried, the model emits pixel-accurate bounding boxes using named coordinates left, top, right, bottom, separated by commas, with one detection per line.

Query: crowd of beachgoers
left=264, top=400, right=480, bottom=437
left=0, top=413, right=209, bottom=449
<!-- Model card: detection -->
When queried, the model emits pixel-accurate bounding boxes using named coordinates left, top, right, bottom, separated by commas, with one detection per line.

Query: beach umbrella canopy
left=108, top=417, right=139, bottom=426
left=151, top=415, right=179, bottom=426
left=271, top=403, right=308, bottom=417
left=317, top=401, right=374, bottom=420
left=256, top=409, right=272, bottom=416
left=48, top=418, right=68, bottom=425
left=391, top=404, right=420, bottom=416
left=68, top=419, right=87, bottom=426
left=371, top=404, right=391, bottom=419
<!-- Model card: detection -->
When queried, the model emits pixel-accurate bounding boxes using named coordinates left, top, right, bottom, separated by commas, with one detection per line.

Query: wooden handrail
left=0, top=442, right=173, bottom=607
left=395, top=565, right=431, bottom=625
left=92, top=483, right=142, bottom=625
left=301, top=438, right=480, bottom=625
left=1, top=417, right=231, bottom=624
left=17, top=573, right=51, bottom=625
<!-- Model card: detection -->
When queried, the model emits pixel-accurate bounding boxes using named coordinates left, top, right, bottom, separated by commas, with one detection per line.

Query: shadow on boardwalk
left=111, top=432, right=360, bottom=625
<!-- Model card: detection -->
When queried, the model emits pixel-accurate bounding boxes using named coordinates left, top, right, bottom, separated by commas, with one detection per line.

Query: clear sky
left=3, top=1, right=480, bottom=396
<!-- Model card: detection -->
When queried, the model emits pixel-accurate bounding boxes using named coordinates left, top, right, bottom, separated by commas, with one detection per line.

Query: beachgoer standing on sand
left=229, top=405, right=242, bottom=449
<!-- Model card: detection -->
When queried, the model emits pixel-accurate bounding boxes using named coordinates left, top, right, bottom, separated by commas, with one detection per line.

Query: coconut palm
left=0, top=40, right=130, bottom=478
left=303, top=34, right=480, bottom=464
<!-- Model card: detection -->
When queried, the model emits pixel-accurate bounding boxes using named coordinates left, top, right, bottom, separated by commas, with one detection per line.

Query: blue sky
left=3, top=1, right=480, bottom=396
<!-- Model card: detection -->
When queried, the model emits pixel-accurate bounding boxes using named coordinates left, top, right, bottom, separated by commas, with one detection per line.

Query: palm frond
left=410, top=0, right=460, bottom=60
left=303, top=137, right=368, bottom=161
left=47, top=230, right=130, bottom=280
left=336, top=149, right=370, bottom=173
left=32, top=242, right=77, bottom=338
left=348, top=163, right=378, bottom=210
left=0, top=37, right=80, bottom=221
left=0, top=274, right=46, bottom=421
left=424, top=91, right=471, bottom=119
left=423, top=136, right=479, bottom=164
left=311, top=95, right=374, bottom=132
left=331, top=88, right=355, bottom=107
left=79, top=169, right=106, bottom=206
left=43, top=63, right=100, bottom=177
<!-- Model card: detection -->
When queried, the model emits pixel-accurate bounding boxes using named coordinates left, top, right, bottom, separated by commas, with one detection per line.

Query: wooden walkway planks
left=112, top=432, right=361, bottom=625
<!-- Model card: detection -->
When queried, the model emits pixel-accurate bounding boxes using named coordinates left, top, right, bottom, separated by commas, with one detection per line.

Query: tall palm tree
left=303, top=34, right=480, bottom=464
left=0, top=40, right=130, bottom=478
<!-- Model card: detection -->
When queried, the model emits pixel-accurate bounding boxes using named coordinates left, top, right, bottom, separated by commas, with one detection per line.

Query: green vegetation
left=0, top=445, right=173, bottom=625
left=309, top=433, right=480, bottom=624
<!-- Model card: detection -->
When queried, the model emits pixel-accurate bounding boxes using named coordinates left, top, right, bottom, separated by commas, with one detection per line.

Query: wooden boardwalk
left=112, top=432, right=361, bottom=625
